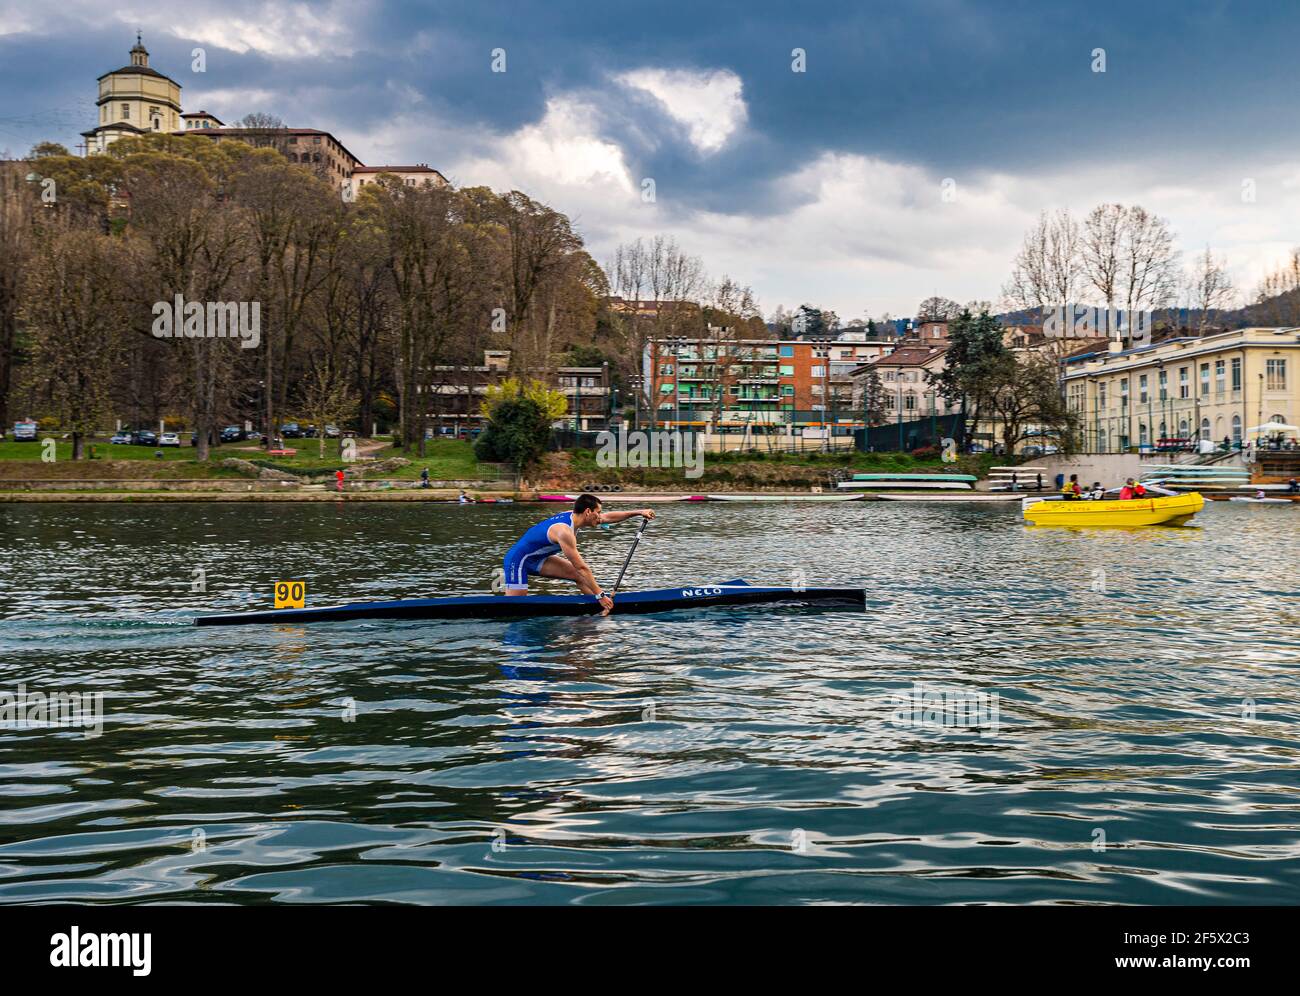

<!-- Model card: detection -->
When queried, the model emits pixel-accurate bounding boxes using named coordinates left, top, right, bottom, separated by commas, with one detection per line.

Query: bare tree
left=1119, top=206, right=1180, bottom=315
left=915, top=296, right=963, bottom=322
left=605, top=236, right=706, bottom=413
left=301, top=357, right=357, bottom=459
left=1003, top=208, right=1082, bottom=311
left=1251, top=248, right=1300, bottom=327
left=1184, top=247, right=1236, bottom=333
left=0, top=162, right=38, bottom=428
left=230, top=154, right=336, bottom=444
left=1080, top=203, right=1125, bottom=306
left=21, top=229, right=137, bottom=458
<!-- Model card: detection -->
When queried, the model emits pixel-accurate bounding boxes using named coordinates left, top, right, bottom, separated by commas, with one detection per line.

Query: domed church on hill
left=80, top=36, right=448, bottom=196
left=81, top=34, right=183, bottom=154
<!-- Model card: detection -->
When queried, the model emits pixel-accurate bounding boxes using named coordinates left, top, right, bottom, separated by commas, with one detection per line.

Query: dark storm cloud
left=5, top=0, right=1295, bottom=173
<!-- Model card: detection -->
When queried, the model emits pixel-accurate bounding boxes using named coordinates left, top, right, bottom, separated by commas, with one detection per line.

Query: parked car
left=220, top=425, right=246, bottom=442
left=131, top=430, right=158, bottom=446
left=159, top=432, right=181, bottom=447
left=301, top=424, right=318, bottom=438
left=12, top=420, right=38, bottom=442
left=246, top=431, right=262, bottom=442
left=110, top=431, right=133, bottom=445
left=324, top=424, right=341, bottom=438
left=280, top=422, right=301, bottom=438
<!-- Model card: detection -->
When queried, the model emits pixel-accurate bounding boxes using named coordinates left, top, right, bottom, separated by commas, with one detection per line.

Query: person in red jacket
left=1118, top=478, right=1149, bottom=500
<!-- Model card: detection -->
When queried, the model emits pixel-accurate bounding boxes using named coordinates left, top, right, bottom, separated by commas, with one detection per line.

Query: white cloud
left=0, top=2, right=361, bottom=57
left=179, top=2, right=360, bottom=58
left=616, top=67, right=746, bottom=155
left=0, top=10, right=34, bottom=36
left=451, top=95, right=636, bottom=196
left=375, top=85, right=1300, bottom=317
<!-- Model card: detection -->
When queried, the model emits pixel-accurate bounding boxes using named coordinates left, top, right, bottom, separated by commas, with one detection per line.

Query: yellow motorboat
left=1022, top=492, right=1204, bottom=527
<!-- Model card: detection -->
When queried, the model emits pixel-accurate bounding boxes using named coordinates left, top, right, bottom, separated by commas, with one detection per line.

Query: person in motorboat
left=1087, top=482, right=1105, bottom=500
left=1060, top=474, right=1082, bottom=500
left=1118, top=479, right=1148, bottom=500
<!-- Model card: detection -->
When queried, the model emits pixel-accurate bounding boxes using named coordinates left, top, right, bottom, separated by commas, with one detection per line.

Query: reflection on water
left=0, top=500, right=1297, bottom=905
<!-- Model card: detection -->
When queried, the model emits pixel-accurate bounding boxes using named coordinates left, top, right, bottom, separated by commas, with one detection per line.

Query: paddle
left=607, top=514, right=650, bottom=602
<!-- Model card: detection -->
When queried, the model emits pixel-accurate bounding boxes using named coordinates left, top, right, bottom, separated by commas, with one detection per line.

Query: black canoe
left=194, top=579, right=866, bottom=626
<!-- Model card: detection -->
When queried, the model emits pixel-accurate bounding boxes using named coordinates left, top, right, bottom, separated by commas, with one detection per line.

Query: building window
left=1119, top=380, right=1128, bottom=407
left=1200, top=418, right=1210, bottom=441
left=1266, top=358, right=1287, bottom=390
left=1214, top=359, right=1225, bottom=394
left=1179, top=367, right=1189, bottom=398
left=781, top=385, right=794, bottom=397
left=779, top=365, right=794, bottom=376
left=780, top=345, right=794, bottom=357
left=1158, top=369, right=1168, bottom=399
left=1138, top=374, right=1148, bottom=404
left=1099, top=383, right=1107, bottom=409
left=1199, top=363, right=1210, bottom=396
left=1231, top=357, right=1242, bottom=391
left=811, top=366, right=825, bottom=378
left=1232, top=414, right=1242, bottom=444
left=121, top=103, right=130, bottom=120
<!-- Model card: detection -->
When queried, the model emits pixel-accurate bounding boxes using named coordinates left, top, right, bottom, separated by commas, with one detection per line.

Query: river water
left=0, top=500, right=1297, bottom=905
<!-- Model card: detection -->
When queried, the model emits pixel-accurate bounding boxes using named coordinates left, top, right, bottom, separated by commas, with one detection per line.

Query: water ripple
left=0, top=500, right=1298, bottom=904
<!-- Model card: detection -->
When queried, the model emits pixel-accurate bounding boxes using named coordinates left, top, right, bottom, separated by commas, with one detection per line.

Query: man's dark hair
left=573, top=493, right=602, bottom=514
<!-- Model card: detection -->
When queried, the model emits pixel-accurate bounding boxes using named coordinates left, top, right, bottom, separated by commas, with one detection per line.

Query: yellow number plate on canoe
left=274, top=581, right=306, bottom=608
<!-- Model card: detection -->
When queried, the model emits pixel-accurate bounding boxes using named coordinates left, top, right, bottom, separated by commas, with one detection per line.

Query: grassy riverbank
left=1, top=437, right=1002, bottom=493
left=0, top=438, right=493, bottom=483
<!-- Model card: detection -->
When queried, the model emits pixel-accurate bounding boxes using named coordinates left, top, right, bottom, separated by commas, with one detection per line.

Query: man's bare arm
left=598, top=508, right=656, bottom=525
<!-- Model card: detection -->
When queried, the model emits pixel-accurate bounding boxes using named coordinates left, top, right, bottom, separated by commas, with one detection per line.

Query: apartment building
left=642, top=328, right=900, bottom=435
left=424, top=350, right=612, bottom=431
left=1061, top=327, right=1299, bottom=453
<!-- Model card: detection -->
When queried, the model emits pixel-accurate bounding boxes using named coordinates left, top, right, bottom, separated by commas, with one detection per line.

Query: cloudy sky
left=2, top=0, right=1298, bottom=319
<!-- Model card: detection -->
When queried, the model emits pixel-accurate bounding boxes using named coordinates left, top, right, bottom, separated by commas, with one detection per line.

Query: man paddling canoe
left=503, top=494, right=655, bottom=614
